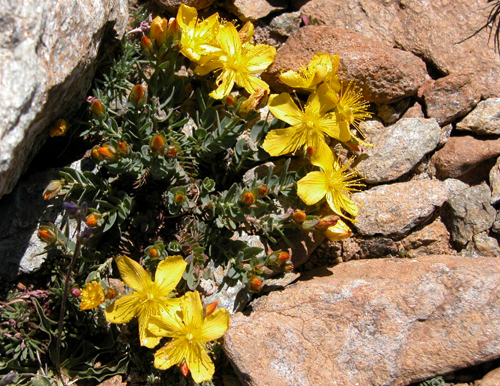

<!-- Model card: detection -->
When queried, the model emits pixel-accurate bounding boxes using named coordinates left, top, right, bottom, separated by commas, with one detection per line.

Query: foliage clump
left=1, top=4, right=372, bottom=385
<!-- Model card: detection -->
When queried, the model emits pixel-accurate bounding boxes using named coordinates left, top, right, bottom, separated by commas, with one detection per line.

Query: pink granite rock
left=224, top=255, right=500, bottom=386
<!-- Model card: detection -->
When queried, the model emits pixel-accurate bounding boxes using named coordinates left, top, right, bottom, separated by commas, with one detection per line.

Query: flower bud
left=248, top=275, right=263, bottom=293
left=86, top=213, right=99, bottom=227
left=167, top=18, right=182, bottom=42
left=71, top=288, right=82, bottom=298
left=141, top=35, right=153, bottom=53
left=150, top=16, right=168, bottom=46
left=314, top=216, right=339, bottom=231
left=129, top=84, right=146, bottom=107
left=149, top=248, right=159, bottom=258
left=38, top=227, right=57, bottom=243
left=174, top=193, right=185, bottom=204
left=204, top=302, right=218, bottom=318
left=49, top=119, right=68, bottom=137
left=150, top=134, right=166, bottom=153
left=43, top=180, right=63, bottom=200
left=292, top=209, right=307, bottom=224
left=306, top=146, right=314, bottom=157
left=277, top=252, right=291, bottom=265
left=324, top=219, right=352, bottom=241
left=257, top=185, right=268, bottom=198
left=225, top=95, right=235, bottom=108
left=180, top=361, right=189, bottom=377
left=166, top=145, right=180, bottom=158
left=117, top=141, right=129, bottom=156
left=90, top=99, right=105, bottom=117
left=91, top=148, right=101, bottom=159
left=97, top=144, right=117, bottom=160
left=241, top=191, right=255, bottom=207
left=282, top=261, right=294, bottom=273
left=105, top=288, right=117, bottom=299
left=63, top=202, right=79, bottom=216
left=237, top=87, right=268, bottom=117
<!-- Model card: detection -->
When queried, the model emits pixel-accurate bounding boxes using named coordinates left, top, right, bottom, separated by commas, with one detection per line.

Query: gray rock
left=375, top=99, right=410, bottom=125
left=444, top=178, right=469, bottom=199
left=456, top=98, right=500, bottom=135
left=353, top=179, right=450, bottom=237
left=443, top=183, right=496, bottom=249
left=490, top=156, right=500, bottom=204
left=0, top=0, right=128, bottom=200
left=269, top=11, right=301, bottom=37
left=224, top=255, right=500, bottom=386
left=358, top=118, right=441, bottom=183
left=462, top=232, right=500, bottom=258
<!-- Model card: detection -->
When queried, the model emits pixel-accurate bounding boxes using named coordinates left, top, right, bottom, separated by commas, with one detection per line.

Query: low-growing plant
left=1, top=4, right=372, bottom=385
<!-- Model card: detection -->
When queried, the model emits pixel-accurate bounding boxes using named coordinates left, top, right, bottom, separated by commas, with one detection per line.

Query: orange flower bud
left=292, top=210, right=307, bottom=224
left=141, top=35, right=153, bottom=53
left=149, top=248, right=159, bottom=257
left=166, top=145, right=180, bottom=158
left=248, top=275, right=263, bottom=292
left=38, top=226, right=57, bottom=243
left=306, top=146, right=314, bottom=157
left=167, top=18, right=182, bottom=42
left=105, top=288, right=117, bottom=299
left=90, top=100, right=105, bottom=116
left=91, top=148, right=101, bottom=159
left=86, top=213, right=99, bottom=227
left=151, top=134, right=166, bottom=152
left=225, top=95, right=235, bottom=107
left=180, top=361, right=189, bottom=377
left=277, top=252, right=291, bottom=264
left=205, top=302, right=218, bottom=318
left=150, top=16, right=168, bottom=46
left=241, top=191, right=255, bottom=206
left=43, top=180, right=62, bottom=200
left=129, top=84, right=146, bottom=107
left=49, top=119, right=68, bottom=137
left=283, top=261, right=294, bottom=273
left=97, top=144, right=116, bottom=159
left=314, top=216, right=339, bottom=230
left=174, top=193, right=185, bottom=204
left=117, top=141, right=129, bottom=156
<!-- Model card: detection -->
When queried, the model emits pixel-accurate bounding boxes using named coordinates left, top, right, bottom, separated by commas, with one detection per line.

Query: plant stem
left=55, top=218, right=82, bottom=374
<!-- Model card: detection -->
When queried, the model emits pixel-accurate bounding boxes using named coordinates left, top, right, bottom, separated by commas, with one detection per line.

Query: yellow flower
left=297, top=146, right=363, bottom=221
left=150, top=16, right=168, bottom=46
left=149, top=291, right=230, bottom=383
left=279, top=53, right=340, bottom=91
left=335, top=81, right=372, bottom=131
left=80, top=282, right=105, bottom=311
left=176, top=4, right=221, bottom=63
left=105, top=255, right=187, bottom=348
left=49, top=119, right=68, bottom=137
left=194, top=22, right=276, bottom=99
left=324, top=218, right=353, bottom=241
left=262, top=84, right=350, bottom=157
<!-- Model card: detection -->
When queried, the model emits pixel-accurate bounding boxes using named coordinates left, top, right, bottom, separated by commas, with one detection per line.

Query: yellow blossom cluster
left=262, top=53, right=372, bottom=230
left=174, top=4, right=276, bottom=99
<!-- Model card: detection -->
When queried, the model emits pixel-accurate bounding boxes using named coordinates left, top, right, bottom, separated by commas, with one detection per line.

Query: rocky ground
left=2, top=0, right=500, bottom=385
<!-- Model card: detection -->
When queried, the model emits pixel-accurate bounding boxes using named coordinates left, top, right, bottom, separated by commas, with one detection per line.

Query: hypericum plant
left=2, top=3, right=373, bottom=384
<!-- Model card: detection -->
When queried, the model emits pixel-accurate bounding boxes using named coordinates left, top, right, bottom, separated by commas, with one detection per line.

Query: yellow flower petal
left=155, top=255, right=187, bottom=294
left=297, top=171, right=328, bottom=205
left=268, top=93, right=303, bottom=126
left=210, top=70, right=236, bottom=99
left=234, top=72, right=270, bottom=95
left=181, top=291, right=204, bottom=329
left=318, top=113, right=351, bottom=143
left=200, top=308, right=230, bottom=341
left=245, top=44, right=277, bottom=72
left=154, top=339, right=187, bottom=370
left=324, top=219, right=352, bottom=241
left=115, top=255, right=152, bottom=292
left=186, top=342, right=215, bottom=383
left=279, top=69, right=313, bottom=89
left=105, top=292, right=142, bottom=323
left=217, top=23, right=240, bottom=57
left=177, top=3, right=197, bottom=29
left=310, top=140, right=334, bottom=172
left=80, top=282, right=105, bottom=311
left=138, top=311, right=161, bottom=348
left=326, top=190, right=359, bottom=219
left=262, top=125, right=305, bottom=157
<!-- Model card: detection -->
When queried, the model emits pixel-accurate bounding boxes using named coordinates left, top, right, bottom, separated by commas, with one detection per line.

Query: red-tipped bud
left=248, top=275, right=263, bottom=293
left=90, top=100, right=105, bottom=117
left=174, top=193, right=185, bottom=204
left=292, top=210, right=307, bottom=224
left=225, top=95, right=235, bottom=108
left=345, top=141, right=360, bottom=152
left=141, top=35, right=153, bottom=53
left=105, top=289, right=117, bottom=299
left=129, top=84, right=146, bottom=107
left=277, top=252, right=291, bottom=264
left=117, top=141, right=129, bottom=156
left=283, top=261, right=294, bottom=273
left=241, top=191, right=255, bottom=207
left=205, top=302, right=218, bottom=318
left=71, top=288, right=82, bottom=298
left=38, top=226, right=57, bottom=243
left=166, top=145, right=180, bottom=158
left=97, top=144, right=116, bottom=160
left=167, top=18, right=182, bottom=42
left=150, top=134, right=166, bottom=153
left=149, top=248, right=159, bottom=258
left=43, top=180, right=63, bottom=200
left=314, top=217, right=339, bottom=230
left=306, top=146, right=314, bottom=157
left=257, top=185, right=268, bottom=198
left=86, top=213, right=99, bottom=227
left=180, top=361, right=189, bottom=377
left=49, top=119, right=68, bottom=137
left=91, top=148, right=101, bottom=159
left=150, top=16, right=168, bottom=46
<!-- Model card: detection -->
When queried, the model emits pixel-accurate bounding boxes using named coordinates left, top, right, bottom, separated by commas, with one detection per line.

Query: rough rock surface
left=353, top=180, right=449, bottom=237
left=224, top=0, right=288, bottom=22
left=401, top=217, right=454, bottom=258
left=418, top=73, right=483, bottom=126
left=476, top=367, right=500, bottom=386
left=457, top=98, right=500, bottom=136
left=224, top=255, right=500, bottom=386
left=0, top=0, right=129, bottom=200
left=153, top=0, right=216, bottom=12
left=490, top=157, right=500, bottom=205
left=443, top=183, right=496, bottom=249
left=261, top=25, right=427, bottom=104
left=358, top=118, right=441, bottom=183
left=430, top=136, right=500, bottom=180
